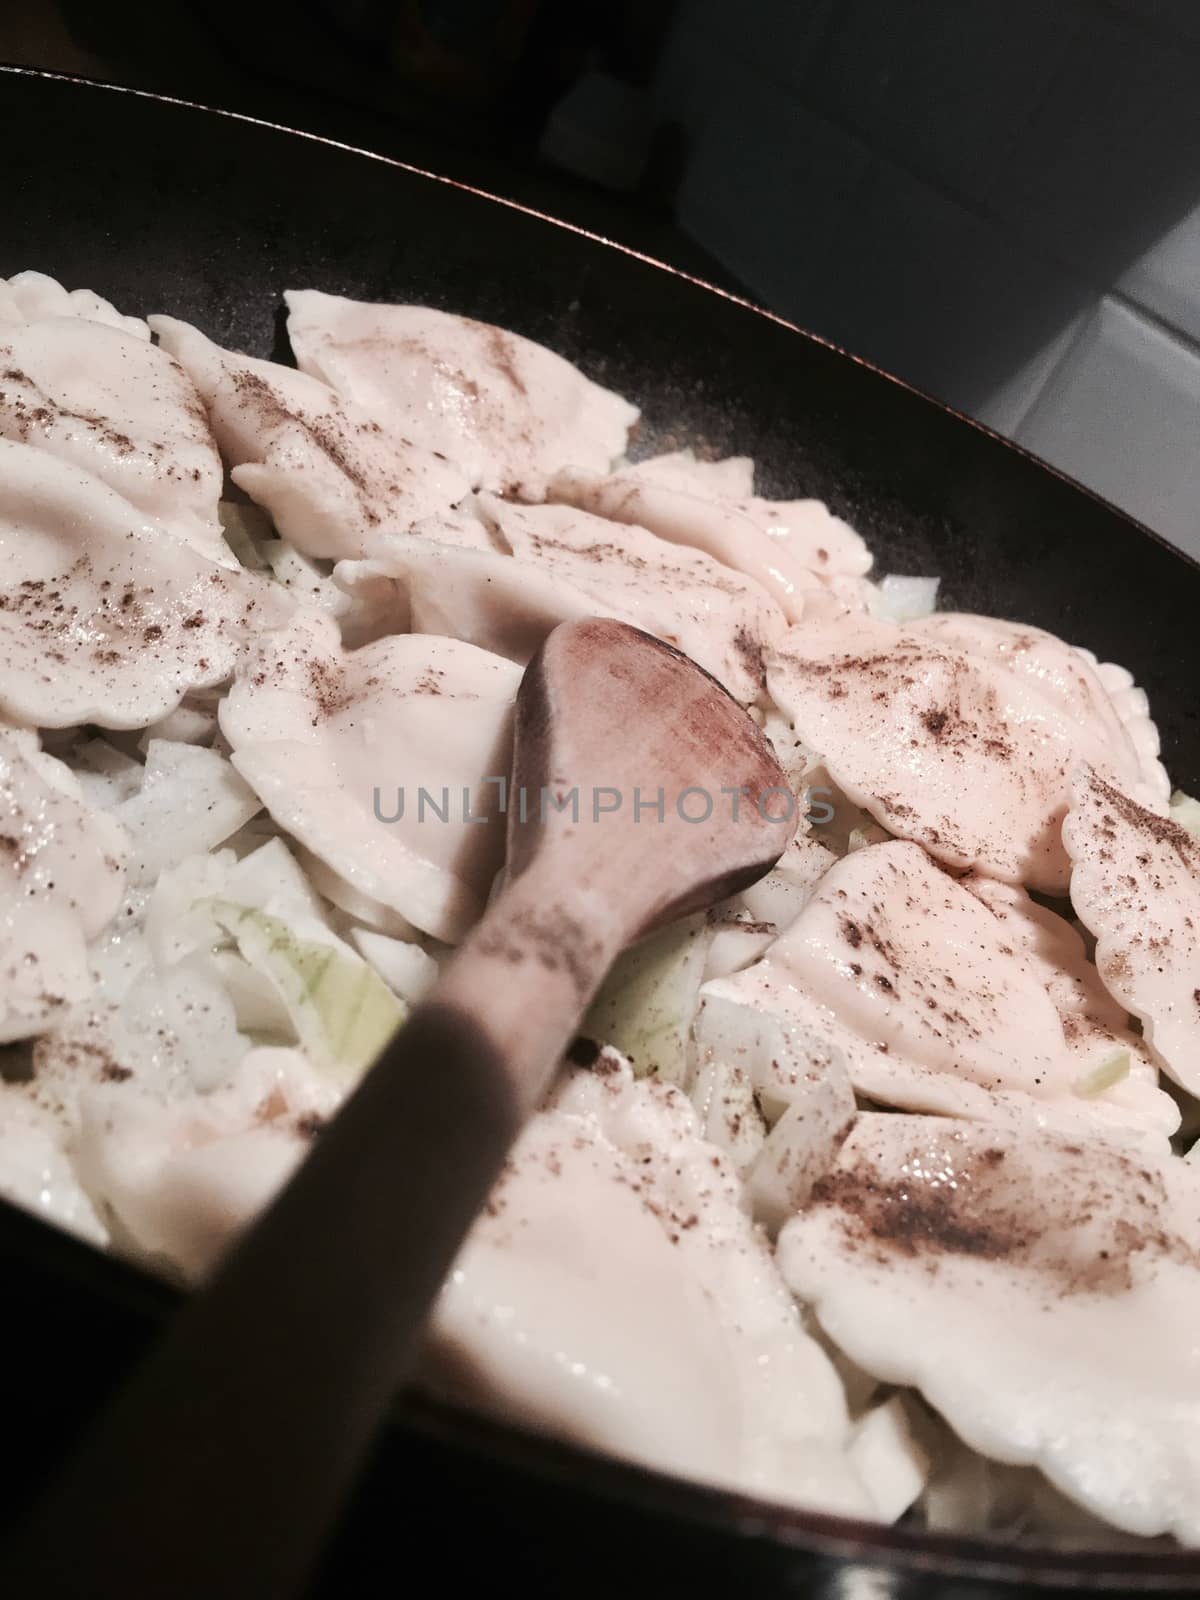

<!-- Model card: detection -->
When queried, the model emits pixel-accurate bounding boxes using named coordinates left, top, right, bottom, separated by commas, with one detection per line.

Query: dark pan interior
left=3, top=66, right=1199, bottom=1597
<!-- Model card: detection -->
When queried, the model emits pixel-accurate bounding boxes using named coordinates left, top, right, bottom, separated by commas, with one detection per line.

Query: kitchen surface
left=6, top=0, right=1200, bottom=555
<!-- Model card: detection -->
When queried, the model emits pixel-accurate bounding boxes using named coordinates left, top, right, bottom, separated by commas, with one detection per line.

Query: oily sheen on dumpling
left=345, top=495, right=785, bottom=705
left=1065, top=765, right=1200, bottom=1097
left=767, top=612, right=1163, bottom=892
left=219, top=609, right=520, bottom=943
left=285, top=290, right=638, bottom=490
left=151, top=315, right=472, bottom=560
left=0, top=729, right=127, bottom=1042
left=0, top=440, right=290, bottom=730
left=435, top=1057, right=877, bottom=1518
left=0, top=271, right=148, bottom=339
left=712, top=839, right=1176, bottom=1140
left=779, top=1113, right=1200, bottom=1543
left=0, top=316, right=226, bottom=559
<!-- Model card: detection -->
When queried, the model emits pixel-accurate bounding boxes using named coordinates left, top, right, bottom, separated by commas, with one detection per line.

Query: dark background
left=7, top=1, right=1200, bottom=553
left=0, top=1, right=734, bottom=286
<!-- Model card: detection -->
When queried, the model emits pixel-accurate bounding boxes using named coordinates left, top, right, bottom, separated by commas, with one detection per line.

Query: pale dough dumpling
left=623, top=449, right=755, bottom=501
left=779, top=1113, right=1200, bottom=1543
left=712, top=839, right=1176, bottom=1140
left=0, top=728, right=127, bottom=1043
left=919, top=614, right=1169, bottom=811
left=219, top=609, right=521, bottom=942
left=0, top=440, right=291, bottom=730
left=344, top=495, right=786, bottom=705
left=768, top=612, right=1162, bottom=892
left=543, top=467, right=843, bottom=624
left=1065, top=764, right=1200, bottom=1097
left=285, top=290, right=638, bottom=490
left=434, top=1057, right=876, bottom=1518
left=549, top=452, right=873, bottom=625
left=962, top=870, right=1173, bottom=1138
left=738, top=493, right=872, bottom=585
left=151, top=315, right=472, bottom=560
left=0, top=316, right=226, bottom=559
left=74, top=1047, right=338, bottom=1281
left=0, top=271, right=148, bottom=339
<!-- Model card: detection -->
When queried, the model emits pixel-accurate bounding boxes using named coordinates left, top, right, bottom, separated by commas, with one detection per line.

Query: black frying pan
left=2, top=64, right=1198, bottom=1599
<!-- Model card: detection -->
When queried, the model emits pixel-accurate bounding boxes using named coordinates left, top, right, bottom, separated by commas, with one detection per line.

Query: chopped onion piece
left=1074, top=1049, right=1131, bottom=1099
left=113, top=741, right=262, bottom=884
left=848, top=1396, right=932, bottom=1523
left=584, top=916, right=711, bottom=1085
left=748, top=1091, right=852, bottom=1233
left=689, top=1054, right=765, bottom=1177
left=873, top=574, right=940, bottom=623
left=349, top=928, right=440, bottom=1005
left=207, top=901, right=404, bottom=1084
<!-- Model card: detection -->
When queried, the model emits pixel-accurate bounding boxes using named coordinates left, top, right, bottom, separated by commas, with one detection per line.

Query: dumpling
left=343, top=495, right=785, bottom=705
left=623, top=449, right=755, bottom=501
left=767, top=612, right=1162, bottom=892
left=431, top=1056, right=876, bottom=1518
left=779, top=1113, right=1200, bottom=1543
left=150, top=315, right=472, bottom=560
left=336, top=525, right=598, bottom=668
left=1065, top=764, right=1200, bottom=1096
left=737, top=492, right=872, bottom=585
left=218, top=608, right=520, bottom=943
left=0, top=316, right=226, bottom=559
left=284, top=290, right=638, bottom=490
left=0, top=271, right=148, bottom=339
left=0, top=441, right=291, bottom=730
left=0, top=1085, right=107, bottom=1245
left=1082, top=651, right=1169, bottom=810
left=961, top=871, right=1170, bottom=1133
left=708, top=839, right=1177, bottom=1139
left=74, top=1046, right=338, bottom=1280
left=544, top=448, right=877, bottom=627
left=543, top=467, right=843, bottom=624
left=0, top=728, right=127, bottom=1043
left=475, top=496, right=789, bottom=705
left=919, top=614, right=1169, bottom=811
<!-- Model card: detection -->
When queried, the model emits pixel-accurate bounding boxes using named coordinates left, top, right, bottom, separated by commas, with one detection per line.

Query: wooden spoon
left=5, top=619, right=796, bottom=1598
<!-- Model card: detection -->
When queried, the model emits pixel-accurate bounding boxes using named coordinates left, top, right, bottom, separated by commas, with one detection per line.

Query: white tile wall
left=1015, top=298, right=1200, bottom=556
left=791, top=161, right=1092, bottom=426
left=653, top=0, right=1200, bottom=554
left=1118, top=209, right=1200, bottom=347
left=974, top=311, right=1090, bottom=437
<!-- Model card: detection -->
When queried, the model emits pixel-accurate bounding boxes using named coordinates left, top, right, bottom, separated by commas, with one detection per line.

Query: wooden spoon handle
left=5, top=868, right=623, bottom=1599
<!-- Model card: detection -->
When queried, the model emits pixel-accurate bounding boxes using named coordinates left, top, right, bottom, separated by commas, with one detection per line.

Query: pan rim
left=4, top=63, right=1197, bottom=579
